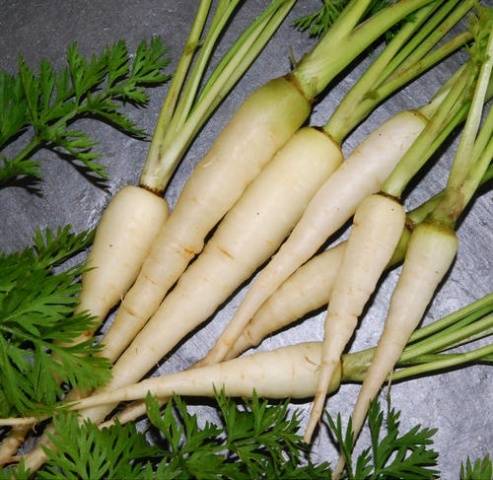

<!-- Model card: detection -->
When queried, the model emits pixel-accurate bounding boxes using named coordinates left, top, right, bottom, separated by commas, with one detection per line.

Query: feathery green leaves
left=328, top=401, right=439, bottom=479
left=39, top=414, right=155, bottom=480
left=0, top=227, right=110, bottom=416
left=294, top=0, right=391, bottom=37
left=2, top=396, right=484, bottom=479
left=0, top=38, right=170, bottom=187
left=461, top=456, right=493, bottom=480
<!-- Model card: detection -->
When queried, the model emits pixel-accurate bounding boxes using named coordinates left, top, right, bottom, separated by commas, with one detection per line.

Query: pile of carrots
left=3, top=0, right=493, bottom=472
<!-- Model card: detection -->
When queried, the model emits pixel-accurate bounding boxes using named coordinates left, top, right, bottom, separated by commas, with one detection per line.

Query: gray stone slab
left=1, top=1, right=492, bottom=476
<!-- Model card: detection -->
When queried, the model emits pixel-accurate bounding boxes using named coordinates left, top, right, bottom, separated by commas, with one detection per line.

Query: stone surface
left=1, top=1, right=492, bottom=476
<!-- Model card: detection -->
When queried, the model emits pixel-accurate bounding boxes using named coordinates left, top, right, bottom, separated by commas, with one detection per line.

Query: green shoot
left=428, top=9, right=493, bottom=225
left=140, top=0, right=296, bottom=192
left=292, top=0, right=441, bottom=101
left=0, top=227, right=110, bottom=416
left=0, top=39, right=169, bottom=188
left=343, top=291, right=493, bottom=383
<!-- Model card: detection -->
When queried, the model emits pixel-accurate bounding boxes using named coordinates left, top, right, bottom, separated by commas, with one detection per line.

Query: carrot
left=9, top=1, right=300, bottom=469
left=74, top=125, right=342, bottom=422
left=101, top=0, right=441, bottom=362
left=58, top=304, right=493, bottom=411
left=334, top=19, right=493, bottom=478
left=202, top=0, right=472, bottom=367
left=304, top=194, right=406, bottom=441
left=78, top=186, right=168, bottom=323
left=7, top=291, right=493, bottom=429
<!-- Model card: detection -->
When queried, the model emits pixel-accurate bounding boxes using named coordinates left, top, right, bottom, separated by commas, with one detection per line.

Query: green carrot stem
left=381, top=0, right=471, bottom=81
left=377, top=31, right=472, bottom=103
left=292, top=0, right=440, bottom=100
left=164, top=0, right=242, bottom=145
left=200, top=0, right=295, bottom=121
left=458, top=131, right=493, bottom=207
left=391, top=343, right=493, bottom=380
left=323, top=2, right=439, bottom=142
left=400, top=314, right=493, bottom=362
left=139, top=0, right=293, bottom=192
left=382, top=64, right=473, bottom=197
left=144, top=0, right=212, bottom=181
left=410, top=293, right=493, bottom=342
left=446, top=21, right=493, bottom=192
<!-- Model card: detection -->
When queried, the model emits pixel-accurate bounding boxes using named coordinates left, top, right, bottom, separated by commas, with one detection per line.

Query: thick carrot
left=77, top=186, right=168, bottom=323
left=202, top=111, right=428, bottom=365
left=77, top=127, right=342, bottom=420
left=101, top=79, right=310, bottom=361
left=70, top=343, right=343, bottom=409
left=101, top=0, right=439, bottom=362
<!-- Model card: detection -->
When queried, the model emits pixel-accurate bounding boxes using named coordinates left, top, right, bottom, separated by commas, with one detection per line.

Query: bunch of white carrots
left=3, top=0, right=493, bottom=474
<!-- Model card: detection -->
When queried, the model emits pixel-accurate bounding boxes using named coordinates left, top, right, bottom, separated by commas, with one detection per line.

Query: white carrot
left=75, top=126, right=342, bottom=422
left=78, top=186, right=168, bottom=323
left=201, top=0, right=472, bottom=367
left=305, top=194, right=405, bottom=441
left=70, top=343, right=343, bottom=409
left=306, top=54, right=479, bottom=441
left=334, top=24, right=493, bottom=477
left=7, top=294, right=493, bottom=428
left=101, top=0, right=440, bottom=362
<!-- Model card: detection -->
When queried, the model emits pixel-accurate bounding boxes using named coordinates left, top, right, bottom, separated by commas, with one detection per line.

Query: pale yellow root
left=202, top=111, right=428, bottom=366
left=104, top=242, right=347, bottom=427
left=69, top=343, right=343, bottom=409
left=21, top=125, right=339, bottom=471
left=305, top=194, right=406, bottom=442
left=79, top=185, right=168, bottom=321
left=332, top=222, right=458, bottom=479
left=78, top=127, right=342, bottom=421
left=226, top=243, right=346, bottom=359
left=100, top=77, right=310, bottom=363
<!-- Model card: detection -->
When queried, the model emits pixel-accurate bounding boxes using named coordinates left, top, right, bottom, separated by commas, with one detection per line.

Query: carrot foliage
left=329, top=401, right=439, bottom=479
left=0, top=39, right=170, bottom=187
left=0, top=227, right=110, bottom=417
left=294, top=0, right=391, bottom=37
left=2, top=395, right=484, bottom=479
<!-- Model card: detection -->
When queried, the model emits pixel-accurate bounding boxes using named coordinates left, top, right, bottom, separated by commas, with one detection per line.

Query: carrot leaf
left=327, top=400, right=439, bottom=479
left=294, top=0, right=391, bottom=37
left=0, top=38, right=170, bottom=188
left=460, top=456, right=493, bottom=480
left=0, top=227, right=110, bottom=417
